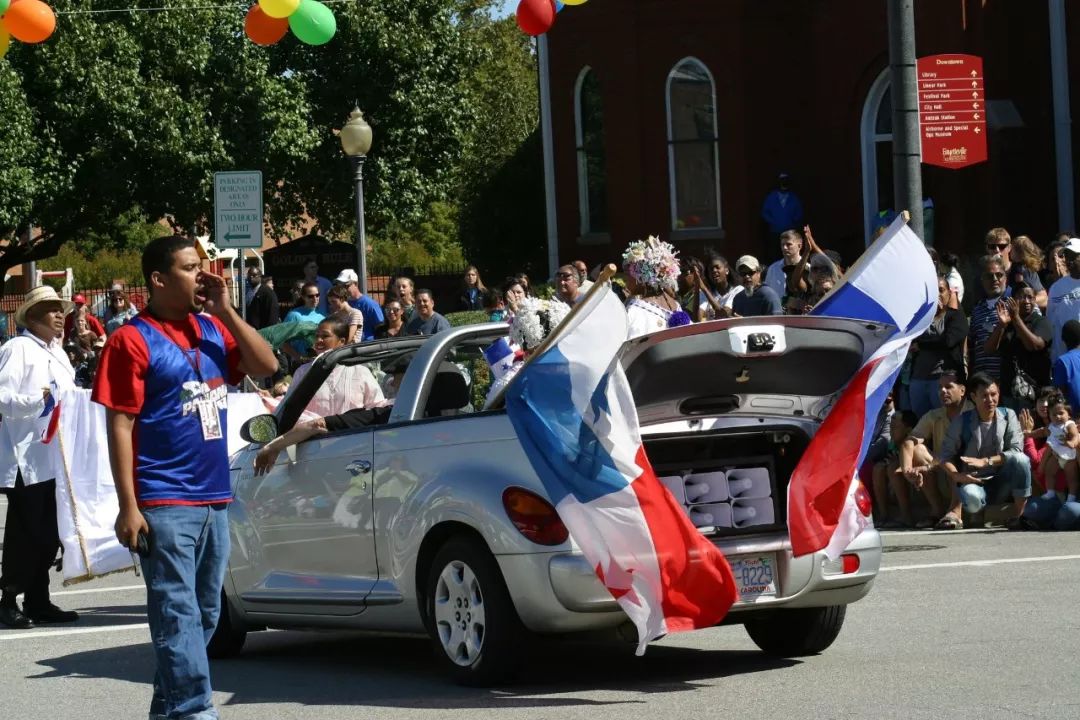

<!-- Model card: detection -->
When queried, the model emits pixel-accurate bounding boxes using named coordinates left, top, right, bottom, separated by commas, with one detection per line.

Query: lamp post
left=340, top=107, right=373, bottom=295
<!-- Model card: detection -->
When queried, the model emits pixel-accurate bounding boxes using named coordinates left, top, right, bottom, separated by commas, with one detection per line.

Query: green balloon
left=0, top=0, right=9, bottom=16
left=289, top=0, right=336, bottom=46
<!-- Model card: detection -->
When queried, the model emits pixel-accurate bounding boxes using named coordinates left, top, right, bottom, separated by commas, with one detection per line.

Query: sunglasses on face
left=986, top=243, right=1009, bottom=251
left=737, top=268, right=757, bottom=277
left=386, top=307, right=402, bottom=313
left=984, top=272, right=1005, bottom=280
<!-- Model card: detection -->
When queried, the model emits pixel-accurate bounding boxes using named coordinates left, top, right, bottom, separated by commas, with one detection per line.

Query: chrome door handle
left=346, top=459, right=372, bottom=476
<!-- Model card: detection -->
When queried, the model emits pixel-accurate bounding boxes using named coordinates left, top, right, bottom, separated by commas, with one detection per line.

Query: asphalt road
left=1, top=506, right=1078, bottom=719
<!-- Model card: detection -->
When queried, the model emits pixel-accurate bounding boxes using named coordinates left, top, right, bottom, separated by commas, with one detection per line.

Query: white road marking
left=882, top=554, right=1080, bottom=572
left=52, top=584, right=144, bottom=597
left=0, top=623, right=148, bottom=642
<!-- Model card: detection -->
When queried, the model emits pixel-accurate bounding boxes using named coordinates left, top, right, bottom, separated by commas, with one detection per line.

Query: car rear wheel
left=206, top=593, right=247, bottom=659
left=744, top=605, right=846, bottom=657
left=425, top=537, right=524, bottom=686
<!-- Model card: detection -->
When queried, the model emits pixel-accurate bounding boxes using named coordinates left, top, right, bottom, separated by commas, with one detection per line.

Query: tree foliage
left=0, top=0, right=541, bottom=278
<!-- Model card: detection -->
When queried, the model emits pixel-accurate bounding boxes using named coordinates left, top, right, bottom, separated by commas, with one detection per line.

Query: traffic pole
left=887, top=0, right=925, bottom=241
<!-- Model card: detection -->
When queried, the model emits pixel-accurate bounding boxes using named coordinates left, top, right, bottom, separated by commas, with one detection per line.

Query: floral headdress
left=622, top=235, right=681, bottom=294
left=509, top=296, right=571, bottom=351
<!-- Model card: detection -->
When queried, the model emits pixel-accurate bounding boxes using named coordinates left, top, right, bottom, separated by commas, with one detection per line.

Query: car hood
left=620, top=315, right=898, bottom=425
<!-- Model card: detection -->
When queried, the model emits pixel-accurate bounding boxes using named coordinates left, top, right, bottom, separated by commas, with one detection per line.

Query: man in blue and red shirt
left=93, top=235, right=276, bottom=720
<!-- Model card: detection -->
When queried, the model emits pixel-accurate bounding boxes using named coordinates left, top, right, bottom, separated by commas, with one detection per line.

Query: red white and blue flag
left=791, top=216, right=938, bottom=558
left=504, top=282, right=737, bottom=655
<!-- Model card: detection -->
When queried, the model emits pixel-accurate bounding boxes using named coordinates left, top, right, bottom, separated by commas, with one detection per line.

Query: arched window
left=666, top=58, right=720, bottom=231
left=860, top=71, right=894, bottom=242
left=575, top=68, right=608, bottom=235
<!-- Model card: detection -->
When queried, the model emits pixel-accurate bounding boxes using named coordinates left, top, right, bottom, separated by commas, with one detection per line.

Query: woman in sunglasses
left=104, top=285, right=138, bottom=336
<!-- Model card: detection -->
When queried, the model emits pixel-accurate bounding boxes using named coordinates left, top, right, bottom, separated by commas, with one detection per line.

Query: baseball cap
left=73, top=293, right=86, bottom=305
left=1064, top=238, right=1080, bottom=255
left=735, top=255, right=761, bottom=272
left=335, top=269, right=359, bottom=284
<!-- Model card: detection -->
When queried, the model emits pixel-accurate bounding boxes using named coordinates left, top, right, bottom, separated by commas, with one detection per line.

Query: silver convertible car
left=216, top=316, right=886, bottom=685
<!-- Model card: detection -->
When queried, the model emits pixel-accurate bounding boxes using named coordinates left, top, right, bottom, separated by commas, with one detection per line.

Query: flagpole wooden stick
left=900, top=210, right=911, bottom=224
left=489, top=263, right=619, bottom=409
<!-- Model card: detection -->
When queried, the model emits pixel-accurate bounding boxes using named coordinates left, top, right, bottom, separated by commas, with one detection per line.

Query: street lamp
left=340, top=107, right=373, bottom=295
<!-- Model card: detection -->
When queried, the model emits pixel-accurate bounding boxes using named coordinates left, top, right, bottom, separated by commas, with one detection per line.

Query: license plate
left=731, top=554, right=777, bottom=601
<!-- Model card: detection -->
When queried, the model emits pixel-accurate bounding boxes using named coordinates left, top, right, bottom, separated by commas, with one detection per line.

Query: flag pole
left=900, top=209, right=912, bottom=224
left=489, top=263, right=619, bottom=409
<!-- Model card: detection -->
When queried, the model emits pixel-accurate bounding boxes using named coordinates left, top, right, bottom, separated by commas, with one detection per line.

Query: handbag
left=1011, top=359, right=1037, bottom=402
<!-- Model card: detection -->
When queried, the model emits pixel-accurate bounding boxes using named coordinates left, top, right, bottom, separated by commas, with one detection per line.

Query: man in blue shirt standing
left=335, top=269, right=383, bottom=341
left=761, top=172, right=805, bottom=237
left=1053, top=319, right=1080, bottom=412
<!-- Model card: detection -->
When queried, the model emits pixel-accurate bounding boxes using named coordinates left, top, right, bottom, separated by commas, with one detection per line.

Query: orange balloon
left=3, top=0, right=55, bottom=44
left=244, top=4, right=288, bottom=46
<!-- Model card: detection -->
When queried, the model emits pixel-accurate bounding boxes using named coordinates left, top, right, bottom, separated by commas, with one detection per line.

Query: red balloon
left=3, top=0, right=55, bottom=44
left=244, top=4, right=288, bottom=46
left=516, top=0, right=555, bottom=36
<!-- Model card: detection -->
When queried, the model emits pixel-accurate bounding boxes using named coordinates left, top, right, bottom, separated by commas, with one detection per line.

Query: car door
left=232, top=427, right=377, bottom=616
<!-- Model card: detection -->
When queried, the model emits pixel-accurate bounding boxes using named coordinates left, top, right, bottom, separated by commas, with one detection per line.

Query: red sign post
left=917, top=54, right=988, bottom=169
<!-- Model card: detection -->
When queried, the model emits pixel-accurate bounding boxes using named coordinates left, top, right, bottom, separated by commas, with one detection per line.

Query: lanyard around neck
left=145, top=313, right=203, bottom=381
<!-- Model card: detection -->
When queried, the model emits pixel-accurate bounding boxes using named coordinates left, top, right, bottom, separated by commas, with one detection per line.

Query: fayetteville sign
left=917, top=54, right=988, bottom=170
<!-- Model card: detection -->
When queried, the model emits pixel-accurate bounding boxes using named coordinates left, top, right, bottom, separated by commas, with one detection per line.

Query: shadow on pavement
left=31, top=629, right=798, bottom=710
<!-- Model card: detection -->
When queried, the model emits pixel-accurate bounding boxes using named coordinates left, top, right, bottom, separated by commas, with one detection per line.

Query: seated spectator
left=1019, top=388, right=1064, bottom=495
left=404, top=289, right=451, bottom=336
left=375, top=299, right=406, bottom=339
left=871, top=410, right=919, bottom=528
left=1053, top=319, right=1080, bottom=412
left=459, top=265, right=486, bottom=311
left=1034, top=393, right=1079, bottom=505
left=554, top=264, right=583, bottom=304
left=937, top=372, right=1031, bottom=528
left=291, top=317, right=387, bottom=417
left=1020, top=387, right=1080, bottom=530
left=1009, top=235, right=1048, bottom=310
left=104, top=285, right=139, bottom=336
left=909, top=276, right=969, bottom=418
left=326, top=284, right=364, bottom=343
left=900, top=371, right=969, bottom=529
left=985, top=281, right=1052, bottom=409
left=968, top=254, right=1008, bottom=381
left=731, top=255, right=782, bottom=317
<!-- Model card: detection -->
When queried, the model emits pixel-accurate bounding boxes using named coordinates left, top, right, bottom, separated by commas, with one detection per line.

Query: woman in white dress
left=290, top=316, right=388, bottom=417
left=622, top=235, right=690, bottom=339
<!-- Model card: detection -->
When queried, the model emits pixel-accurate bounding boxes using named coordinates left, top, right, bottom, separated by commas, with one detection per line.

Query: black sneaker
left=0, top=605, right=35, bottom=629
left=24, top=603, right=79, bottom=624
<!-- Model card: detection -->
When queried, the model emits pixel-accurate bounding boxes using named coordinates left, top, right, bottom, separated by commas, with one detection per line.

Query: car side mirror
left=240, top=414, right=279, bottom=445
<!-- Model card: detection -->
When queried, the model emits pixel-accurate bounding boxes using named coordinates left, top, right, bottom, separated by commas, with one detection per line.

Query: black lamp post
left=340, top=107, right=373, bottom=295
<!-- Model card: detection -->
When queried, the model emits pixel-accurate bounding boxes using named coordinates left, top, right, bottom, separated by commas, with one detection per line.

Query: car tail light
left=502, top=487, right=569, bottom=546
left=842, top=553, right=861, bottom=574
left=854, top=480, right=872, bottom=517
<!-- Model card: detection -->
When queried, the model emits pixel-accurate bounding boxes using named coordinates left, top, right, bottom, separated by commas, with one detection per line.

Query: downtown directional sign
left=917, top=54, right=988, bottom=170
left=214, top=171, right=263, bottom=248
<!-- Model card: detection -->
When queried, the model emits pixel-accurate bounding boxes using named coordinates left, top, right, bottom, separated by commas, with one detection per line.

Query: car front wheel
left=425, top=537, right=524, bottom=686
left=206, top=593, right=247, bottom=659
left=744, top=605, right=846, bottom=657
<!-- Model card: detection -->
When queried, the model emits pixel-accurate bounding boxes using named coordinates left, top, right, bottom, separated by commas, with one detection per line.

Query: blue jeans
left=908, top=378, right=942, bottom=419
left=956, top=451, right=1032, bottom=513
left=140, top=504, right=230, bottom=720
left=1022, top=495, right=1080, bottom=530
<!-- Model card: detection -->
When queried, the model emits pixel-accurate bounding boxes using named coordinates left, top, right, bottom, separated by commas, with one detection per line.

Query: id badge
left=198, top=400, right=223, bottom=441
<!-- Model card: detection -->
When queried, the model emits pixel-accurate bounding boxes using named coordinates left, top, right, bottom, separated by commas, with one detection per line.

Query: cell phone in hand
left=135, top=530, right=151, bottom=558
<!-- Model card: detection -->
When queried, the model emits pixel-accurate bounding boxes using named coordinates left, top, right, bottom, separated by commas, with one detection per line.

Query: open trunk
left=623, top=316, right=895, bottom=536
left=644, top=424, right=811, bottom=536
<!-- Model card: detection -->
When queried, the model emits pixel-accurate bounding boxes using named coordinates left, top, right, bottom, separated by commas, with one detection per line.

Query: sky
left=497, top=0, right=516, bottom=18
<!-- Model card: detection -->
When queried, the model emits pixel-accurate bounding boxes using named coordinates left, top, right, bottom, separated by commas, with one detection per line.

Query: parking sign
left=214, top=171, right=263, bottom=248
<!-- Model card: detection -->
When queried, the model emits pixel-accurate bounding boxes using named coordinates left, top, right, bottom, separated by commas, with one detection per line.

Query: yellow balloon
left=0, top=26, right=9, bottom=60
left=561, top=0, right=588, bottom=5
left=259, top=0, right=299, bottom=19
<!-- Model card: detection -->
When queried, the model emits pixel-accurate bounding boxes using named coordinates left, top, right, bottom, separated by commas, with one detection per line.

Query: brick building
left=539, top=0, right=1080, bottom=271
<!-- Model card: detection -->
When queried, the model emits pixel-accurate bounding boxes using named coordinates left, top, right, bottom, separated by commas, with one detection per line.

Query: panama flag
left=789, top=216, right=938, bottom=558
left=504, top=280, right=737, bottom=655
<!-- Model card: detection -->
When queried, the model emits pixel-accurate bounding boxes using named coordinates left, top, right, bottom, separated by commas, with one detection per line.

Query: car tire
left=425, top=537, right=525, bottom=686
left=206, top=594, right=247, bottom=659
left=744, top=605, right=846, bottom=657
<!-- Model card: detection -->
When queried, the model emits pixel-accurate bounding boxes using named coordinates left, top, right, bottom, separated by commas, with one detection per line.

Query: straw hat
left=15, top=286, right=74, bottom=327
